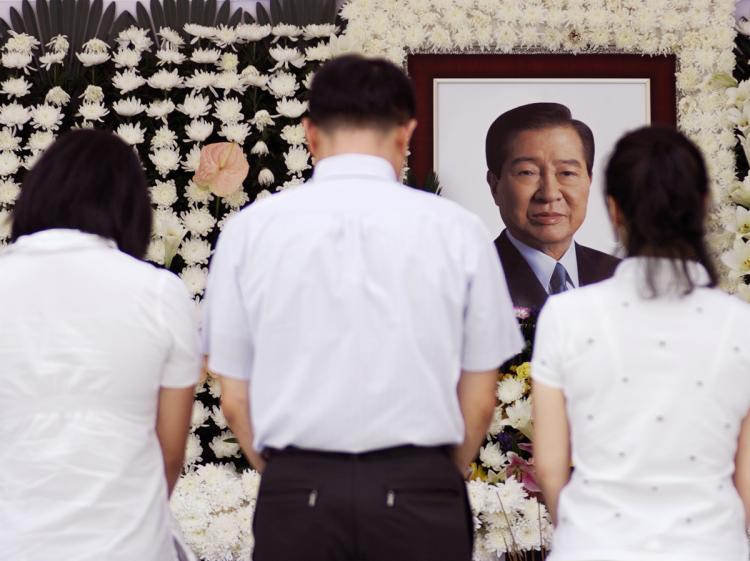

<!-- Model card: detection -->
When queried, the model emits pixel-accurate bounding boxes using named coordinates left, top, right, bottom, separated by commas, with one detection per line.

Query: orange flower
left=193, top=142, right=249, bottom=197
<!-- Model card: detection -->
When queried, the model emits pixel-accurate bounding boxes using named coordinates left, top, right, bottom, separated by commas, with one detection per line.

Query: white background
left=434, top=79, right=651, bottom=255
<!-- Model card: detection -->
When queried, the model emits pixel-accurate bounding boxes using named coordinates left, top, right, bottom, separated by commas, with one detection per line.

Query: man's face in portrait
left=488, top=125, right=591, bottom=260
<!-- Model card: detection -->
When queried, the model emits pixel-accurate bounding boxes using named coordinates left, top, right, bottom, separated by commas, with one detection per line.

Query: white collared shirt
left=0, top=229, right=201, bottom=561
left=203, top=153, right=524, bottom=453
left=532, top=257, right=750, bottom=561
left=506, top=230, right=579, bottom=291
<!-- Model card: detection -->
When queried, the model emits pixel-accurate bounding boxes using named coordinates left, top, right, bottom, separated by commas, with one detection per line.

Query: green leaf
left=0, top=18, right=10, bottom=38
left=96, top=2, right=115, bottom=39
left=286, top=0, right=299, bottom=25
left=215, top=0, right=229, bottom=25
left=9, top=7, right=26, bottom=33
left=202, top=0, right=216, bottom=26
left=84, top=0, right=103, bottom=44
left=36, top=0, right=51, bottom=43
left=163, top=0, right=176, bottom=32
left=21, top=1, right=41, bottom=43
left=242, top=11, right=255, bottom=24
left=49, top=0, right=61, bottom=38
left=149, top=0, right=165, bottom=36
left=189, top=0, right=203, bottom=24
left=72, top=0, right=90, bottom=56
left=175, top=0, right=187, bottom=35
left=255, top=3, right=270, bottom=25
left=269, top=0, right=282, bottom=24
left=135, top=2, right=151, bottom=33
left=109, top=10, right=136, bottom=41
left=228, top=6, right=242, bottom=26
left=324, top=0, right=336, bottom=23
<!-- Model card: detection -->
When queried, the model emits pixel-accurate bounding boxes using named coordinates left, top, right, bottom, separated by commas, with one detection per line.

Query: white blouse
left=532, top=257, right=750, bottom=561
left=0, top=229, right=201, bottom=561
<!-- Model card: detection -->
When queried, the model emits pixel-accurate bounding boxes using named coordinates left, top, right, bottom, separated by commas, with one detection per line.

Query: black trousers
left=252, top=445, right=474, bottom=561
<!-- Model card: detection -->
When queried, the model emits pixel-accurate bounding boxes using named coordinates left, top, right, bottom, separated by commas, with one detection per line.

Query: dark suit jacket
left=494, top=229, right=620, bottom=311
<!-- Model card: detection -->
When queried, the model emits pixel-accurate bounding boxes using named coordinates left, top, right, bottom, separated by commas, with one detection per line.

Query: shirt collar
left=6, top=228, right=117, bottom=254
left=506, top=230, right=580, bottom=291
left=311, top=154, right=398, bottom=183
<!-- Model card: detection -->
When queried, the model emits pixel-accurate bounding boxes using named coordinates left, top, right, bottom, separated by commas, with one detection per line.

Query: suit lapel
left=494, top=231, right=549, bottom=310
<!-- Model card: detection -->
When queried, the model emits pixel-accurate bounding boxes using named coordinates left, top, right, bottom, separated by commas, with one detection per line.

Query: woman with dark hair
left=0, top=130, right=200, bottom=561
left=532, top=126, right=750, bottom=561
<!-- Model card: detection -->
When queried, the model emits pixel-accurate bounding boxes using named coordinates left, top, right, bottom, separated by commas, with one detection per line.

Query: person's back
left=532, top=126, right=750, bottom=561
left=0, top=130, right=200, bottom=561
left=203, top=55, right=524, bottom=561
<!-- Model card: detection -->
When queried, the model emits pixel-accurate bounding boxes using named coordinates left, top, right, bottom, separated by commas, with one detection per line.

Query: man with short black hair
left=486, top=102, right=619, bottom=310
left=203, top=55, right=523, bottom=561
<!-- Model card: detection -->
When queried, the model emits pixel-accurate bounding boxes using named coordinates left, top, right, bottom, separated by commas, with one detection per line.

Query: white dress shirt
left=203, top=153, right=524, bottom=453
left=532, top=257, right=750, bottom=561
left=0, top=229, right=201, bottom=561
left=507, top=230, right=579, bottom=290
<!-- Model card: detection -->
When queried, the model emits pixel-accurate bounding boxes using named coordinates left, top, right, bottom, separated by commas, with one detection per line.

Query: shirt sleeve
left=462, top=218, right=525, bottom=371
left=202, top=217, right=254, bottom=380
left=531, top=298, right=565, bottom=388
left=159, top=271, right=202, bottom=388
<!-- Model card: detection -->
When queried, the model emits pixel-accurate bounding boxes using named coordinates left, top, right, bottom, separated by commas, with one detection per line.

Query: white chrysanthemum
left=217, top=210, right=238, bottom=229
left=236, top=23, right=271, bottom=42
left=80, top=38, right=109, bottom=53
left=284, top=146, right=310, bottom=175
left=302, top=70, right=314, bottom=90
left=0, top=178, right=20, bottom=204
left=488, top=405, right=504, bottom=436
left=177, top=93, right=211, bottom=119
left=210, top=431, right=242, bottom=459
left=117, top=26, right=153, bottom=52
left=734, top=206, right=750, bottom=239
left=77, top=102, right=108, bottom=122
left=218, top=52, right=239, bottom=72
left=212, top=25, right=238, bottom=48
left=150, top=179, right=178, bottom=207
left=185, top=118, right=213, bottom=142
left=112, top=97, right=146, bottom=117
left=504, top=398, right=532, bottom=432
left=184, top=23, right=216, bottom=41
left=206, top=373, right=221, bottom=398
left=180, top=238, right=212, bottom=265
left=44, top=86, right=70, bottom=106
left=30, top=104, right=63, bottom=130
left=254, top=189, right=272, bottom=203
left=249, top=110, right=274, bottom=132
left=213, top=98, right=243, bottom=123
left=304, top=23, right=337, bottom=39
left=191, top=47, right=221, bottom=64
left=180, top=265, right=209, bottom=295
left=276, top=98, right=307, bottom=118
left=278, top=176, right=304, bottom=191
left=240, top=469, right=261, bottom=497
left=258, top=168, right=274, bottom=186
left=271, top=23, right=302, bottom=41
left=80, top=85, right=104, bottom=103
left=182, top=207, right=216, bottom=236
left=1, top=51, right=33, bottom=71
left=181, top=144, right=202, bottom=172
left=112, top=69, right=146, bottom=94
left=153, top=208, right=185, bottom=239
left=251, top=140, right=269, bottom=156
left=190, top=400, right=211, bottom=429
left=149, top=147, right=181, bottom=176
left=280, top=123, right=305, bottom=146
left=497, top=476, right=528, bottom=512
left=497, top=377, right=525, bottom=404
left=159, top=27, right=184, bottom=47
left=267, top=72, right=298, bottom=98
left=215, top=72, right=245, bottom=93
left=722, top=238, right=750, bottom=276
left=209, top=406, right=226, bottom=430
left=240, top=65, right=267, bottom=88
left=479, top=442, right=507, bottom=471
left=0, top=128, right=20, bottom=151
left=466, top=479, right=489, bottom=513
left=305, top=44, right=332, bottom=62
left=28, top=131, right=54, bottom=152
left=5, top=31, right=40, bottom=53
left=184, top=433, right=203, bottom=467
left=223, top=189, right=249, bottom=209
left=145, top=238, right=166, bottom=264
left=0, top=103, right=30, bottom=127
left=76, top=51, right=110, bottom=67
left=0, top=209, right=11, bottom=240
left=116, top=122, right=146, bottom=146
left=0, top=151, right=20, bottom=176
left=185, top=70, right=218, bottom=91
left=219, top=122, right=251, bottom=144
left=1, top=77, right=31, bottom=98
left=146, top=99, right=176, bottom=120
left=269, top=46, right=304, bottom=69
left=156, top=46, right=186, bottom=66
left=186, top=180, right=212, bottom=203
left=147, top=69, right=183, bottom=90
left=151, top=125, right=178, bottom=149
left=112, top=48, right=141, bottom=68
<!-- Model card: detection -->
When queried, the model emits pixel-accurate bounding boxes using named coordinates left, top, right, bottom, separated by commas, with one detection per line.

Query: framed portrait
left=408, top=54, right=676, bottom=309
left=408, top=53, right=676, bottom=256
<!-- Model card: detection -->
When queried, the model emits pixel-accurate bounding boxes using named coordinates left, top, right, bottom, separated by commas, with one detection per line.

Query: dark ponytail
left=605, top=126, right=717, bottom=297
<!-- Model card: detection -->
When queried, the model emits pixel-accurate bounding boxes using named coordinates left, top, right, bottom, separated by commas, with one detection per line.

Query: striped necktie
left=549, top=262, right=570, bottom=294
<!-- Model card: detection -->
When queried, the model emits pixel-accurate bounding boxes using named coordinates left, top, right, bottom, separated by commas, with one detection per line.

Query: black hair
left=485, top=102, right=595, bottom=176
left=11, top=129, right=151, bottom=259
left=308, top=54, right=416, bottom=131
left=605, top=125, right=717, bottom=297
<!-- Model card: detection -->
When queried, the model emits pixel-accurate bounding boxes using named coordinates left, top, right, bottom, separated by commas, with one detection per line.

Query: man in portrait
left=486, top=102, right=619, bottom=310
